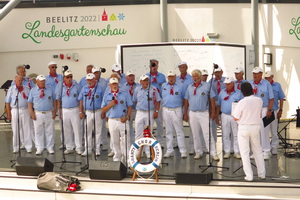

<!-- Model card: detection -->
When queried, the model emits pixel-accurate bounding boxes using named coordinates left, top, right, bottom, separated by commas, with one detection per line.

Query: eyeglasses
left=51, top=66, right=57, bottom=69
left=65, top=76, right=73, bottom=79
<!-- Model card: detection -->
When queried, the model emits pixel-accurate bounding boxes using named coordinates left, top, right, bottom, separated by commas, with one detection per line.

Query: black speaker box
left=175, top=172, right=213, bottom=185
left=15, top=157, right=54, bottom=176
left=89, top=161, right=127, bottom=180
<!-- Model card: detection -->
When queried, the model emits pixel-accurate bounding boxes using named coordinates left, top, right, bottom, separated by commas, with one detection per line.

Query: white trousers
left=189, top=111, right=217, bottom=156
left=221, top=113, right=239, bottom=153
left=108, top=118, right=130, bottom=162
left=128, top=109, right=137, bottom=144
left=33, top=112, right=55, bottom=151
left=238, top=124, right=266, bottom=180
left=260, top=108, right=271, bottom=154
left=11, top=108, right=32, bottom=151
left=154, top=106, right=164, bottom=144
left=62, top=107, right=82, bottom=151
left=163, top=107, right=187, bottom=154
left=85, top=109, right=103, bottom=151
left=269, top=110, right=279, bottom=150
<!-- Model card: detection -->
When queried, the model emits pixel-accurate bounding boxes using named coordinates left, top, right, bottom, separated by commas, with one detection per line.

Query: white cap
left=178, top=61, right=187, bottom=67
left=167, top=70, right=176, bottom=77
left=224, top=77, right=235, bottom=84
left=92, top=67, right=100, bottom=73
left=36, top=74, right=46, bottom=81
left=234, top=67, right=244, bottom=73
left=109, top=77, right=119, bottom=84
left=214, top=66, right=223, bottom=72
left=112, top=64, right=121, bottom=71
left=139, top=74, right=149, bottom=81
left=64, top=70, right=72, bottom=76
left=86, top=73, right=95, bottom=80
left=252, top=66, right=263, bottom=73
left=264, top=71, right=273, bottom=78
left=201, top=69, right=209, bottom=76
left=47, top=61, right=57, bottom=67
left=126, top=70, right=134, bottom=76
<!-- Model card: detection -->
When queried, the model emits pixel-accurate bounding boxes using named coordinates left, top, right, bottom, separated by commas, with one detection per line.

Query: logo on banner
left=21, top=9, right=127, bottom=44
left=289, top=17, right=300, bottom=40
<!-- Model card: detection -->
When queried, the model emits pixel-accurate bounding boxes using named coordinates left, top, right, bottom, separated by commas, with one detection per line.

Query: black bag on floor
left=37, top=172, right=81, bottom=192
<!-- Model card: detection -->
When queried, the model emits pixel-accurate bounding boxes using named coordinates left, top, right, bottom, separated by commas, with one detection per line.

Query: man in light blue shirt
left=184, top=69, right=219, bottom=161
left=45, top=61, right=63, bottom=92
left=55, top=70, right=82, bottom=155
left=102, top=78, right=132, bottom=163
left=264, top=71, right=285, bottom=155
left=250, top=66, right=274, bottom=159
left=217, top=77, right=243, bottom=159
left=176, top=61, right=193, bottom=91
left=234, top=67, right=248, bottom=91
left=78, top=73, right=104, bottom=156
left=162, top=70, right=187, bottom=158
left=28, top=74, right=56, bottom=155
left=6, top=75, right=32, bottom=153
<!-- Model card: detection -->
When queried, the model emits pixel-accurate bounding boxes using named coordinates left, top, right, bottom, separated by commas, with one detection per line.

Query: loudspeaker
left=175, top=173, right=213, bottom=185
left=15, top=157, right=54, bottom=176
left=89, top=161, right=127, bottom=180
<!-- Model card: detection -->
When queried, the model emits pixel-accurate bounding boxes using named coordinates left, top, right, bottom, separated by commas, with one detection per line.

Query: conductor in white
left=233, top=82, right=266, bottom=181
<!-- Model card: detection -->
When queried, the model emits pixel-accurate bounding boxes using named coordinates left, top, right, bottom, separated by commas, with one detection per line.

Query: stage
left=0, top=119, right=300, bottom=199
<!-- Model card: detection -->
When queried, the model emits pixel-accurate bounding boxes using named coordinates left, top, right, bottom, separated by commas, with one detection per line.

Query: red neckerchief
left=153, top=88, right=157, bottom=105
left=128, top=82, right=134, bottom=96
left=112, top=89, right=119, bottom=104
left=237, top=78, right=243, bottom=90
left=151, top=72, right=158, bottom=83
left=224, top=88, right=235, bottom=100
left=169, top=83, right=174, bottom=95
left=270, top=80, right=274, bottom=85
left=215, top=77, right=221, bottom=94
left=180, top=74, right=187, bottom=83
left=87, top=84, right=95, bottom=100
left=253, top=79, right=261, bottom=94
left=17, top=86, right=27, bottom=99
left=38, top=86, right=45, bottom=98
left=64, top=82, right=72, bottom=96
left=193, top=81, right=201, bottom=95
left=27, top=77, right=32, bottom=89
left=49, top=73, right=58, bottom=83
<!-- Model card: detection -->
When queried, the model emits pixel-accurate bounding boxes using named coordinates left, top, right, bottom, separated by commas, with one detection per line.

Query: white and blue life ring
left=129, top=138, right=162, bottom=173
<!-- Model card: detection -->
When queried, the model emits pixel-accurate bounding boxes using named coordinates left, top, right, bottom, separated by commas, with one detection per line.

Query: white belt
left=137, top=110, right=154, bottom=113
left=35, top=110, right=52, bottom=114
left=86, top=108, right=101, bottom=113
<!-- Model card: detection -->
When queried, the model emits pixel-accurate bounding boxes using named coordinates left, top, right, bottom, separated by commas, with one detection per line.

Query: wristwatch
left=155, top=110, right=159, bottom=113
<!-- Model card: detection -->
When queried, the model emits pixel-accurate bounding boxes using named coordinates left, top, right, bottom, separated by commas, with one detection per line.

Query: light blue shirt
left=80, top=77, right=107, bottom=93
left=249, top=79, right=274, bottom=108
left=5, top=85, right=31, bottom=108
left=55, top=80, right=81, bottom=108
left=11, top=77, right=35, bottom=90
left=176, top=74, right=193, bottom=91
left=133, top=85, right=162, bottom=111
left=184, top=81, right=216, bottom=111
left=161, top=83, right=184, bottom=108
left=120, top=82, right=140, bottom=110
left=101, top=91, right=133, bottom=118
left=234, top=79, right=248, bottom=91
left=218, top=89, right=244, bottom=114
left=28, top=86, right=55, bottom=111
left=78, top=85, right=103, bottom=111
left=146, top=72, right=166, bottom=95
left=46, top=74, right=63, bottom=92
left=270, top=81, right=285, bottom=111
left=209, top=76, right=226, bottom=101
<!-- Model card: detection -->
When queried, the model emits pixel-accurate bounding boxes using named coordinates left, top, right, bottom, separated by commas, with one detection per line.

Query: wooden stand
left=131, top=145, right=159, bottom=182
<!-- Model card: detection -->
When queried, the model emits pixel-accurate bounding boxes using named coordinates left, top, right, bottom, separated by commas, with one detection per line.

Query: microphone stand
left=199, top=64, right=228, bottom=173
left=123, top=109, right=128, bottom=168
left=10, top=89, right=21, bottom=167
left=91, top=81, right=100, bottom=160
left=77, top=94, right=89, bottom=175
left=54, top=80, right=81, bottom=169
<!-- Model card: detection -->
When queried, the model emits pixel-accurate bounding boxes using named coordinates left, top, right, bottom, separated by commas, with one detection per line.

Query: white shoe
left=189, top=150, right=195, bottom=155
left=64, top=149, right=74, bottom=155
left=48, top=149, right=55, bottom=154
left=223, top=153, right=230, bottom=159
left=250, top=154, right=254, bottom=159
left=108, top=151, right=115, bottom=157
left=234, top=153, right=241, bottom=159
left=146, top=153, right=151, bottom=159
left=181, top=152, right=187, bottom=158
left=20, top=144, right=25, bottom=150
left=194, top=153, right=201, bottom=159
left=36, top=150, right=42, bottom=155
left=164, top=152, right=174, bottom=158
left=244, top=177, right=253, bottom=181
left=13, top=150, right=19, bottom=154
left=26, top=149, right=32, bottom=153
left=263, top=154, right=270, bottom=160
left=271, top=148, right=278, bottom=155
left=96, top=149, right=101, bottom=156
left=59, top=145, right=65, bottom=150
left=76, top=150, right=83, bottom=155
left=212, top=155, right=220, bottom=161
left=81, top=150, right=92, bottom=156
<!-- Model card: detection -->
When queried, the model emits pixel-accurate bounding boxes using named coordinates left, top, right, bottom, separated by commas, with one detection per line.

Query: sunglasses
left=51, top=66, right=57, bottom=69
left=65, top=76, right=73, bottom=79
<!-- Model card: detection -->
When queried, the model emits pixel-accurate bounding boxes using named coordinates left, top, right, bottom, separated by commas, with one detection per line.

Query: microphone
left=100, top=67, right=106, bottom=73
left=24, top=64, right=30, bottom=70
left=62, top=65, right=68, bottom=72
left=213, top=63, right=219, bottom=69
left=150, top=60, right=156, bottom=67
